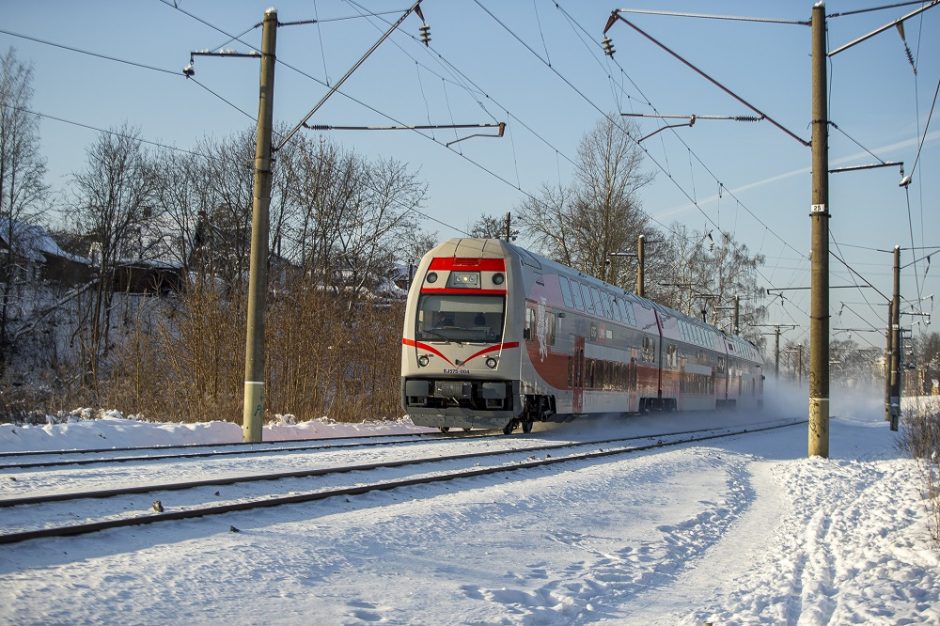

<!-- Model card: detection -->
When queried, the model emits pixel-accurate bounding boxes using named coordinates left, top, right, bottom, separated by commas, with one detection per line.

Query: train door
left=572, top=336, right=585, bottom=413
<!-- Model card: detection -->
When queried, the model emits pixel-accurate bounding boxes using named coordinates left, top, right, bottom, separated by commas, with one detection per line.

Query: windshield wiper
left=421, top=328, right=464, bottom=346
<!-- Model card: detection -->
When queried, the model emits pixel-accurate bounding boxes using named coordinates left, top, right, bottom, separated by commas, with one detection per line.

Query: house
left=0, top=218, right=93, bottom=286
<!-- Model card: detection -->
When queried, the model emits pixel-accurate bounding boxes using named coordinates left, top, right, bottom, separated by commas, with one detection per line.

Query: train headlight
left=485, top=357, right=498, bottom=369
left=448, top=271, right=480, bottom=288
left=418, top=355, right=430, bottom=367
left=426, top=272, right=438, bottom=284
left=492, top=272, right=505, bottom=285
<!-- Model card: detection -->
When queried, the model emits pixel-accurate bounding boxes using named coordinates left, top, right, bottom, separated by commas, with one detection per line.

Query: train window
left=416, top=294, right=505, bottom=343
left=666, top=343, right=678, bottom=368
left=590, top=287, right=603, bottom=317
left=621, top=300, right=636, bottom=326
left=571, top=281, right=584, bottom=310
left=580, top=284, right=594, bottom=314
left=642, top=336, right=655, bottom=362
left=611, top=297, right=623, bottom=322
left=559, top=276, right=574, bottom=309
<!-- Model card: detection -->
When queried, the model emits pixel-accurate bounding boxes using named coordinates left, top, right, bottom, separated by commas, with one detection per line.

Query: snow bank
left=0, top=411, right=430, bottom=452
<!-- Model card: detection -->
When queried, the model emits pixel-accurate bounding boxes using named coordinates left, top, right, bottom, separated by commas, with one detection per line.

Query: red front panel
left=428, top=257, right=506, bottom=271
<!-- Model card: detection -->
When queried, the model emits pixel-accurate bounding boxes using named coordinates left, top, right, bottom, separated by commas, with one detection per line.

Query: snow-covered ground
left=1, top=389, right=938, bottom=625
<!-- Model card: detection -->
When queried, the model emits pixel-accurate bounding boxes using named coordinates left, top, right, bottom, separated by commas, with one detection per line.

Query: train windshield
left=416, top=294, right=504, bottom=343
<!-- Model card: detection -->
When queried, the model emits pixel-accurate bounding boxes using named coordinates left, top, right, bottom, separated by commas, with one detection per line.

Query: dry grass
left=901, top=396, right=940, bottom=544
left=98, top=279, right=404, bottom=424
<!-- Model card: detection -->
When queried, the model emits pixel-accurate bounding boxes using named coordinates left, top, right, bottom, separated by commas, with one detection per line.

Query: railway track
left=0, top=430, right=491, bottom=471
left=0, top=418, right=805, bottom=545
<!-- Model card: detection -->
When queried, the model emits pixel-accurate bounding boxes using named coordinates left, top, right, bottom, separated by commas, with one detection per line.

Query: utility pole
left=774, top=327, right=782, bottom=379
left=753, top=324, right=797, bottom=379
left=242, top=8, right=277, bottom=443
left=636, top=234, right=646, bottom=297
left=884, top=299, right=893, bottom=423
left=889, top=244, right=901, bottom=431
left=798, top=343, right=804, bottom=386
left=808, top=1, right=829, bottom=458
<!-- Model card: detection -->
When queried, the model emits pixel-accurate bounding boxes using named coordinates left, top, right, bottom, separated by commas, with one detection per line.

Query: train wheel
left=502, top=420, right=517, bottom=435
left=463, top=427, right=472, bottom=433
left=439, top=426, right=450, bottom=433
left=521, top=418, right=533, bottom=434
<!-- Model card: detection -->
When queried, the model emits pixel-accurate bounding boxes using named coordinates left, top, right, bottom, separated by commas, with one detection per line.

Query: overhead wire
left=0, top=26, right=257, bottom=123
left=831, top=234, right=888, bottom=322
left=471, top=0, right=723, bottom=241
left=909, top=77, right=939, bottom=182
left=157, top=0, right=548, bottom=233
left=0, top=27, right=179, bottom=76
left=563, top=2, right=812, bottom=328
left=548, top=0, right=812, bottom=322
left=551, top=1, right=808, bottom=264
left=827, top=1, right=933, bottom=19
left=341, top=0, right=577, bottom=168
left=8, top=104, right=211, bottom=159
left=6, top=1, right=470, bottom=240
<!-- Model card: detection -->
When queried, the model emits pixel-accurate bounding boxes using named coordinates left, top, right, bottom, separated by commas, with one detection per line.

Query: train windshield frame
left=416, top=294, right=505, bottom=344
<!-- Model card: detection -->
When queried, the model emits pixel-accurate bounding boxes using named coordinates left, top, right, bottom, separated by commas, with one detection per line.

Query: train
left=400, top=238, right=764, bottom=434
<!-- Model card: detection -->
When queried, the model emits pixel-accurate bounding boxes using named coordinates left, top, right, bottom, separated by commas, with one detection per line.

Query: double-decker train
left=401, top=238, right=764, bottom=434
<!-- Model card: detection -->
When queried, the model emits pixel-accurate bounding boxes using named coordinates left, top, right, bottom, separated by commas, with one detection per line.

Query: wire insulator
left=419, top=24, right=431, bottom=46
left=602, top=35, right=615, bottom=57
left=733, top=115, right=763, bottom=122
left=903, top=42, right=917, bottom=75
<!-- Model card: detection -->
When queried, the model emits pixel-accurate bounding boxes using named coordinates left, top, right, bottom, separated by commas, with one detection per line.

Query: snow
left=0, top=389, right=938, bottom=625
left=0, top=411, right=429, bottom=452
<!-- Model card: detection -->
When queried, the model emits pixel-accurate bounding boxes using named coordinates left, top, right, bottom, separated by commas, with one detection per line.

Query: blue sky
left=4, top=0, right=939, bottom=354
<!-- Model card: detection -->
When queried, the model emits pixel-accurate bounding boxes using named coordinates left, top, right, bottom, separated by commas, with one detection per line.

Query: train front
left=401, top=239, right=522, bottom=431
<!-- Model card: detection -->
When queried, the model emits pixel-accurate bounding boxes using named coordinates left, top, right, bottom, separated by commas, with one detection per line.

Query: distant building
left=0, top=218, right=93, bottom=286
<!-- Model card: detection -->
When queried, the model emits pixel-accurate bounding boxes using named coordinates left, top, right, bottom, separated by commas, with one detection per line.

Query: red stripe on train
left=428, top=257, right=506, bottom=271
left=462, top=342, right=520, bottom=364
left=420, top=288, right=507, bottom=295
left=401, top=338, right=454, bottom=366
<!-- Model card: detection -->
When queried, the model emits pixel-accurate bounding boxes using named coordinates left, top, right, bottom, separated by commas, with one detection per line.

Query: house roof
left=0, top=219, right=91, bottom=264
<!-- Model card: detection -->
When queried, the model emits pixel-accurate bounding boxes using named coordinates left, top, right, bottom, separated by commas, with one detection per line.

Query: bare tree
left=517, top=116, right=653, bottom=283
left=199, top=130, right=255, bottom=288
left=150, top=150, right=215, bottom=276
left=70, top=124, right=156, bottom=393
left=468, top=212, right=508, bottom=240
left=658, top=223, right=767, bottom=340
left=0, top=48, right=48, bottom=372
left=285, top=138, right=425, bottom=298
left=334, top=155, right=425, bottom=299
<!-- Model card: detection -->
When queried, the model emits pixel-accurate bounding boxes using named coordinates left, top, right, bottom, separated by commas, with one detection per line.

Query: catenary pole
left=636, top=234, right=646, bottom=297
left=808, top=2, right=830, bottom=458
left=890, top=245, right=901, bottom=431
left=242, top=8, right=277, bottom=443
left=885, top=300, right=893, bottom=421
left=775, top=326, right=782, bottom=379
